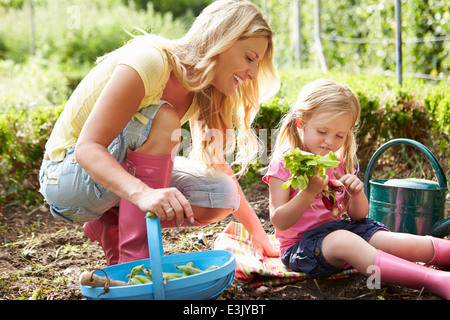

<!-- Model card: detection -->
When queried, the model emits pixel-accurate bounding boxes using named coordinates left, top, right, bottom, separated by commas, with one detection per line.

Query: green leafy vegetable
left=282, top=148, right=347, bottom=218
left=282, top=148, right=340, bottom=191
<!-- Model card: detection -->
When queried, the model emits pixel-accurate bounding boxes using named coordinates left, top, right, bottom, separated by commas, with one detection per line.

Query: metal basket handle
left=146, top=212, right=166, bottom=300
left=364, top=138, right=448, bottom=197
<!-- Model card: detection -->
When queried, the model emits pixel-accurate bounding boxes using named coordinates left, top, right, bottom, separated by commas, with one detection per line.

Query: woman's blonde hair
left=110, top=0, right=279, bottom=174
left=274, top=79, right=361, bottom=175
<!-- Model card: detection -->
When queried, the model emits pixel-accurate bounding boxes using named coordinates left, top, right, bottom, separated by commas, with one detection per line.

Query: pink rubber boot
left=83, top=207, right=119, bottom=266
left=427, top=237, right=450, bottom=266
left=118, top=149, right=173, bottom=264
left=375, top=250, right=450, bottom=300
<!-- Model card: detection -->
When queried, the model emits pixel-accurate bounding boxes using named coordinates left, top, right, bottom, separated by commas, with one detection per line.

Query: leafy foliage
left=282, top=149, right=340, bottom=190
left=0, top=0, right=187, bottom=67
left=128, top=0, right=212, bottom=18
left=0, top=104, right=63, bottom=205
left=251, top=0, right=449, bottom=77
left=0, top=1, right=448, bottom=205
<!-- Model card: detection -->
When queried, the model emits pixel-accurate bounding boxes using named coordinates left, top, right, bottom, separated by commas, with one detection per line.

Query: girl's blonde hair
left=274, top=79, right=361, bottom=175
left=106, top=0, right=280, bottom=174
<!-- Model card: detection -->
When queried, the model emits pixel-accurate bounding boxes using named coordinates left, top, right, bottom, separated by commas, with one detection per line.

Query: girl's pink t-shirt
left=263, top=157, right=347, bottom=255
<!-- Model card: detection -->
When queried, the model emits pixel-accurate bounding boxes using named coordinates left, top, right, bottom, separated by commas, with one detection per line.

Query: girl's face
left=211, top=36, right=268, bottom=96
left=300, top=112, right=354, bottom=156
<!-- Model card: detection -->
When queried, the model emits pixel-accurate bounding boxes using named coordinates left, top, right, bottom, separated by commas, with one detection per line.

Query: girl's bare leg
left=321, top=229, right=435, bottom=274
left=368, top=231, right=434, bottom=263
left=321, top=230, right=377, bottom=276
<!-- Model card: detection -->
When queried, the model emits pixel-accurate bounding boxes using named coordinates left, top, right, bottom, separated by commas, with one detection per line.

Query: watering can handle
left=364, top=138, right=447, bottom=197
left=146, top=212, right=166, bottom=300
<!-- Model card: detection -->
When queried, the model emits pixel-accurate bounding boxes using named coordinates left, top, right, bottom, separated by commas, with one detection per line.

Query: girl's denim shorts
left=39, top=102, right=240, bottom=224
left=282, top=218, right=389, bottom=278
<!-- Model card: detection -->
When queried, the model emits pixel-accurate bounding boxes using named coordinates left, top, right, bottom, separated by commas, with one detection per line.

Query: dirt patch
left=0, top=183, right=444, bottom=300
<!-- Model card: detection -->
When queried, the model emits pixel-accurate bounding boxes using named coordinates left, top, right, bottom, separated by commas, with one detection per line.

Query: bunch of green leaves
left=282, top=148, right=340, bottom=190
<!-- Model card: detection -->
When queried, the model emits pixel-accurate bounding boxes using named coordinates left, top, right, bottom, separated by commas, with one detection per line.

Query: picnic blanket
left=214, top=221, right=358, bottom=288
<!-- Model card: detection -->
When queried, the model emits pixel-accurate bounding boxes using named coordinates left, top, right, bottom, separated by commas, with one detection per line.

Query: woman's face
left=211, top=36, right=268, bottom=96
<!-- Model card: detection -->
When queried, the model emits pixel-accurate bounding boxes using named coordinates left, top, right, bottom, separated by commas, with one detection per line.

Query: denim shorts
left=281, top=218, right=389, bottom=278
left=39, top=102, right=240, bottom=224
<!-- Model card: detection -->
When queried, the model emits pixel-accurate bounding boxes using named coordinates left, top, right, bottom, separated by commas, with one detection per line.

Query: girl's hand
left=335, top=171, right=369, bottom=220
left=136, top=187, right=194, bottom=227
left=305, top=170, right=329, bottom=196
left=339, top=173, right=364, bottom=196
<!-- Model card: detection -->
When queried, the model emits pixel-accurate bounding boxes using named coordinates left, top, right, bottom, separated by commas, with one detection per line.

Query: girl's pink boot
left=374, top=250, right=450, bottom=300
left=83, top=207, right=119, bottom=266
left=118, top=149, right=173, bottom=264
left=427, top=237, right=450, bottom=266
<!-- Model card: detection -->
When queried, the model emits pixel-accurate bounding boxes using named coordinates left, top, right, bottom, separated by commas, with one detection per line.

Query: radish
left=331, top=205, right=340, bottom=218
left=321, top=194, right=333, bottom=211
left=322, top=179, right=348, bottom=218
left=328, top=179, right=344, bottom=188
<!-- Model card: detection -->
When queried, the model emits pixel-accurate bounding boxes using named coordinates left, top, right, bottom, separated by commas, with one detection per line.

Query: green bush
left=250, top=69, right=449, bottom=188
left=0, top=104, right=63, bottom=205
left=129, top=0, right=212, bottom=18
left=0, top=57, right=70, bottom=112
left=258, top=0, right=449, bottom=77
left=1, top=0, right=449, bottom=204
left=0, top=0, right=187, bottom=68
left=0, top=56, right=69, bottom=205
left=1, top=62, right=448, bottom=205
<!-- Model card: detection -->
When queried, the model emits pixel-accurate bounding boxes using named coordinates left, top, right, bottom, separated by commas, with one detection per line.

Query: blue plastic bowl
left=80, top=214, right=235, bottom=300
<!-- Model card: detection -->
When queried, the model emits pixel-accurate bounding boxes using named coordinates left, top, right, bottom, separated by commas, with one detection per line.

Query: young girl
left=263, top=79, right=450, bottom=299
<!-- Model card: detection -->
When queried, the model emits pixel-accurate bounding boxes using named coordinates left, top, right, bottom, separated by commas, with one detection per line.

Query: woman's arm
left=75, top=64, right=193, bottom=223
left=231, top=187, right=280, bottom=258
left=75, top=64, right=147, bottom=201
left=216, top=163, right=279, bottom=258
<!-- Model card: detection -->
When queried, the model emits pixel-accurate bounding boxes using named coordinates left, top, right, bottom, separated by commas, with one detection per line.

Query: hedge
left=1, top=68, right=449, bottom=206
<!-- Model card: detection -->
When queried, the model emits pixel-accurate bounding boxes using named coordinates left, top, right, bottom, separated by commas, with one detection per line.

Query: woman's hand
left=135, top=187, right=195, bottom=227
left=251, top=231, right=280, bottom=261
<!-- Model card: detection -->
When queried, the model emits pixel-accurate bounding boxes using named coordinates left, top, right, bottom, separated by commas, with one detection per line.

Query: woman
left=39, top=0, right=280, bottom=265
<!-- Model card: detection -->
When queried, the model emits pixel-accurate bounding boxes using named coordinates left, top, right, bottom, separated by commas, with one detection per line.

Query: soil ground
left=0, top=182, right=447, bottom=302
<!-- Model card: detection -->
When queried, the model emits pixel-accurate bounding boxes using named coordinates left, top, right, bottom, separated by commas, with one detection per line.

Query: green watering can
left=364, top=139, right=450, bottom=238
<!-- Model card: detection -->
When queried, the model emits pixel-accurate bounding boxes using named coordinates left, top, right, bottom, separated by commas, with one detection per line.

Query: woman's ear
left=295, top=118, right=303, bottom=129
